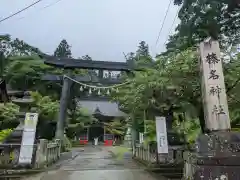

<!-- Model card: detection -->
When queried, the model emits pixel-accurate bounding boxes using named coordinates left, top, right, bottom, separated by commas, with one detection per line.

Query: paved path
left=23, top=146, right=165, bottom=180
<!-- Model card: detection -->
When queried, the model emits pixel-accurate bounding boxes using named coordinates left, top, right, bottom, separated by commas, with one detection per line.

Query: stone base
left=194, top=164, right=240, bottom=180
left=194, top=132, right=240, bottom=180
left=197, top=131, right=240, bottom=155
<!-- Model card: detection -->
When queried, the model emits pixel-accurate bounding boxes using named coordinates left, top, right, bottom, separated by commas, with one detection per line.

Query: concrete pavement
left=22, top=146, right=166, bottom=180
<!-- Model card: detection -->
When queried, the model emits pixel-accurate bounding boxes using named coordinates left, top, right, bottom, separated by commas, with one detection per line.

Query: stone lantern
left=3, top=91, right=35, bottom=144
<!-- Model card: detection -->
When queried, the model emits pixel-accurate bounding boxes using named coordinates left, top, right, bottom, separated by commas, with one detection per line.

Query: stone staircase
left=152, top=163, right=183, bottom=179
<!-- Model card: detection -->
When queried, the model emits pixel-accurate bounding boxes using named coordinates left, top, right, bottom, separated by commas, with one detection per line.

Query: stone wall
left=0, top=139, right=61, bottom=169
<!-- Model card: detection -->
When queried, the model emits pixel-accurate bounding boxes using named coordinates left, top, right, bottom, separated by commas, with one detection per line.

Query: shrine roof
left=77, top=100, right=127, bottom=117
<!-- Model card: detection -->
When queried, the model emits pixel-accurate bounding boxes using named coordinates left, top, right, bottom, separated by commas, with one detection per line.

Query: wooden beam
left=40, top=54, right=135, bottom=71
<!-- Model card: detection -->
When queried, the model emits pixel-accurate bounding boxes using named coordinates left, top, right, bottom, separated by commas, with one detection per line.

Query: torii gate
left=40, top=54, right=139, bottom=140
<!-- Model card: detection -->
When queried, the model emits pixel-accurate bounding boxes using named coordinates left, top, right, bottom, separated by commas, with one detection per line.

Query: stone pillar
left=103, top=126, right=106, bottom=141
left=34, top=139, right=48, bottom=168
left=55, top=139, right=61, bottom=158
left=56, top=75, right=72, bottom=140
left=199, top=38, right=231, bottom=131
left=189, top=37, right=240, bottom=179
left=131, top=128, right=137, bottom=156
left=99, top=70, right=104, bottom=78
left=87, top=127, right=89, bottom=141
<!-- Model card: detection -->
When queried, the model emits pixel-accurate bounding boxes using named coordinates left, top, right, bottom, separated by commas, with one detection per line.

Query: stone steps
left=151, top=163, right=183, bottom=179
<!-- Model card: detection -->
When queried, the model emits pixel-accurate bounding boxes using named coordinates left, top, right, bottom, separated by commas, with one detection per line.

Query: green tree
left=31, top=91, right=60, bottom=140
left=0, top=34, right=11, bottom=57
left=4, top=55, right=62, bottom=97
left=81, top=55, right=92, bottom=61
left=135, top=41, right=153, bottom=66
left=10, top=38, right=42, bottom=56
left=0, top=129, right=13, bottom=142
left=0, top=103, right=19, bottom=130
left=54, top=39, right=72, bottom=58
left=166, top=0, right=240, bottom=53
left=66, top=107, right=96, bottom=139
left=112, top=45, right=240, bottom=143
left=31, top=91, right=59, bottom=122
left=0, top=34, right=42, bottom=58
left=126, top=52, right=135, bottom=63
left=172, top=117, right=201, bottom=146
left=0, top=35, right=11, bottom=77
left=30, top=91, right=96, bottom=140
left=0, top=35, right=46, bottom=84
left=0, top=52, right=5, bottom=77
left=136, top=41, right=150, bottom=57
left=104, top=118, right=126, bottom=136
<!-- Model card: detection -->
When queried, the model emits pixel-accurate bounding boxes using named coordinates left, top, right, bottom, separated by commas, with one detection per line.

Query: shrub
left=0, top=129, right=13, bottom=143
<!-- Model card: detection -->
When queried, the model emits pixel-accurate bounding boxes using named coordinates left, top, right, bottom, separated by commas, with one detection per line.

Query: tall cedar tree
left=54, top=39, right=72, bottom=58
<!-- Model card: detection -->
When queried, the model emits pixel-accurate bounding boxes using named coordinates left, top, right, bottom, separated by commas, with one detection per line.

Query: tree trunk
left=0, top=51, right=4, bottom=77
left=198, top=105, right=206, bottom=133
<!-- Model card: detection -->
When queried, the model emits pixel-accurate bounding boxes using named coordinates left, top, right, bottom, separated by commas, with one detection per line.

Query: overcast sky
left=0, top=0, right=179, bottom=62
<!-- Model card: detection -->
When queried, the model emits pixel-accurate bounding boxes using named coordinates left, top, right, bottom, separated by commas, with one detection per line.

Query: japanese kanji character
left=209, top=70, right=219, bottom=80
left=206, top=53, right=220, bottom=65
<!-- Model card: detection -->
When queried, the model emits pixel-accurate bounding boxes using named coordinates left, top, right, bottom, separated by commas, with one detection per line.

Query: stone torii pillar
left=55, top=74, right=72, bottom=140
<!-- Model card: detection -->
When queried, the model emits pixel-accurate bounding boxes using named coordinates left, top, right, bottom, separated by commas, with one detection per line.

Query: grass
left=110, top=146, right=131, bottom=160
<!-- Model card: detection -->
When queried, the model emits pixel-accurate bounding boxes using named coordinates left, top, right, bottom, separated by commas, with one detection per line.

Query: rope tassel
left=80, top=86, right=83, bottom=91
left=64, top=75, right=129, bottom=95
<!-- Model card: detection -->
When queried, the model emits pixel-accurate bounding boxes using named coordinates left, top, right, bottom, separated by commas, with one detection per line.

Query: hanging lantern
left=80, top=86, right=83, bottom=91
left=89, top=88, right=92, bottom=94
left=97, top=89, right=101, bottom=95
left=106, top=89, right=110, bottom=95
left=116, top=88, right=119, bottom=93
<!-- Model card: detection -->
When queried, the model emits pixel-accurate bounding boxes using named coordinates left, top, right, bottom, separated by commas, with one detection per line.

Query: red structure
left=104, top=134, right=114, bottom=146
left=77, top=100, right=127, bottom=146
left=79, top=135, right=88, bottom=145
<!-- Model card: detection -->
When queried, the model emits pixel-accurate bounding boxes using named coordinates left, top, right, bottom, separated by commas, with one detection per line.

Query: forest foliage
left=0, top=0, right=240, bottom=143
